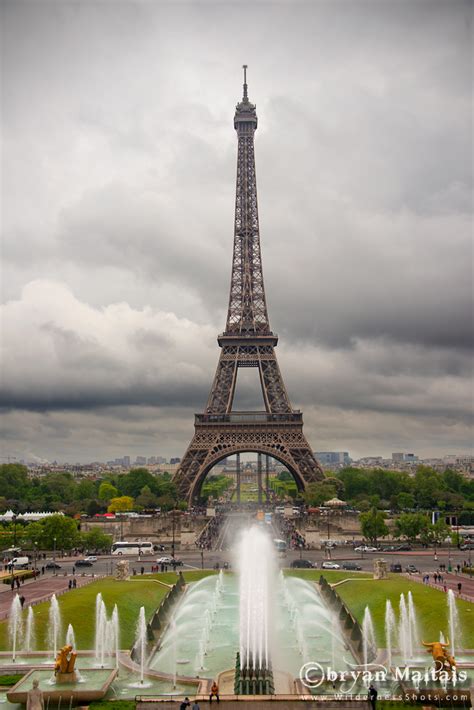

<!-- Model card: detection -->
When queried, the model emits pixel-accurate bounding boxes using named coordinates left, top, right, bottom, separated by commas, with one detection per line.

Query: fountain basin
left=7, top=668, right=118, bottom=704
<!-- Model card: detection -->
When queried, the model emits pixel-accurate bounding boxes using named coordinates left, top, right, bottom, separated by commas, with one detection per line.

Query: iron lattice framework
left=173, top=67, right=324, bottom=502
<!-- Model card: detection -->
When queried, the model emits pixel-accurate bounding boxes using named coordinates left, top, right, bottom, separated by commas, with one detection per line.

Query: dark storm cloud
left=1, top=0, right=472, bottom=460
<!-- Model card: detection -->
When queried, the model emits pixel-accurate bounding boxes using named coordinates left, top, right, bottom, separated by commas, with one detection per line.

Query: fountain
left=384, top=600, right=397, bottom=669
left=8, top=594, right=23, bottom=662
left=398, top=593, right=413, bottom=661
left=447, top=589, right=460, bottom=658
left=362, top=606, right=376, bottom=668
left=93, top=594, right=119, bottom=669
left=235, top=526, right=275, bottom=694
left=65, top=625, right=76, bottom=651
left=129, top=606, right=152, bottom=688
left=48, top=595, right=62, bottom=661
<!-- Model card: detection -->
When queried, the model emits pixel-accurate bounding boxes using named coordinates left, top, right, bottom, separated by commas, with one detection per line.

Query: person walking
left=457, top=582, right=462, bottom=595
left=192, top=701, right=200, bottom=710
left=179, top=698, right=190, bottom=710
left=368, top=684, right=378, bottom=710
left=209, top=680, right=219, bottom=703
left=19, top=595, right=25, bottom=608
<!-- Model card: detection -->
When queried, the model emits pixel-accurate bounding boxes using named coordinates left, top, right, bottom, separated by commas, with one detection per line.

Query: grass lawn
left=286, top=569, right=474, bottom=648
left=0, top=571, right=215, bottom=652
left=336, top=577, right=474, bottom=648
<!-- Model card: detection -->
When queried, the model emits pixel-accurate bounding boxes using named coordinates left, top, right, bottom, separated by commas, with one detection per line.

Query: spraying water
left=24, top=606, right=35, bottom=653
left=407, top=591, right=419, bottom=654
left=48, top=594, right=62, bottom=660
left=398, top=593, right=412, bottom=661
left=8, top=595, right=24, bottom=662
left=111, top=605, right=120, bottom=670
left=384, top=600, right=396, bottom=669
left=135, top=606, right=147, bottom=684
left=362, top=606, right=376, bottom=669
left=94, top=594, right=104, bottom=665
left=66, top=624, right=76, bottom=650
left=237, top=526, right=275, bottom=671
left=447, top=589, right=460, bottom=657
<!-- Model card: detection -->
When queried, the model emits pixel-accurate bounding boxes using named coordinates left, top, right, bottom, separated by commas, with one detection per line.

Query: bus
left=111, top=541, right=155, bottom=556
left=273, top=539, right=287, bottom=553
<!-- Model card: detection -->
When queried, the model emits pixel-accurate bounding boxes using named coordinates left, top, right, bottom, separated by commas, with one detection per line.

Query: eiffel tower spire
left=226, top=65, right=269, bottom=336
left=173, top=69, right=324, bottom=503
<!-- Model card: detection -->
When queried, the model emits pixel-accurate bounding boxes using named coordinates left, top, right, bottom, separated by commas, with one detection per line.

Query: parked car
left=290, top=559, right=315, bottom=569
left=460, top=543, right=474, bottom=551
left=45, top=561, right=61, bottom=570
left=390, top=563, right=402, bottom=573
left=354, top=545, right=378, bottom=552
left=75, top=559, right=93, bottom=567
left=394, top=543, right=412, bottom=551
left=84, top=556, right=97, bottom=563
left=342, top=562, right=362, bottom=570
left=321, top=562, right=340, bottom=569
left=406, top=564, right=419, bottom=573
left=156, top=556, right=183, bottom=566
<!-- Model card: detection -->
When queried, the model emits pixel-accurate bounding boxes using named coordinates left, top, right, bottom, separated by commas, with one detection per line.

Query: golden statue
left=422, top=640, right=456, bottom=675
left=54, top=645, right=77, bottom=677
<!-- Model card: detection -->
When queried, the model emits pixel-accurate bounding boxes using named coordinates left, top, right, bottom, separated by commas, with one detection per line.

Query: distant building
left=315, top=452, right=351, bottom=467
left=123, top=456, right=130, bottom=467
left=170, top=457, right=181, bottom=465
left=392, top=452, right=418, bottom=463
left=135, top=456, right=146, bottom=465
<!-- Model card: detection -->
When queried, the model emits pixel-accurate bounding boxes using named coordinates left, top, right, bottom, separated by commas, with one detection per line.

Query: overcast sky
left=1, top=0, right=472, bottom=464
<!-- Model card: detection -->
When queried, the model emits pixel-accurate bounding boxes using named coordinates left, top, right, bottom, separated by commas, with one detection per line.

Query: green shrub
left=0, top=674, right=25, bottom=686
left=2, top=570, right=36, bottom=584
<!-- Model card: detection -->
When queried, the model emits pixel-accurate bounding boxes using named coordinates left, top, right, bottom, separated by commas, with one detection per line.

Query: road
left=19, top=545, right=470, bottom=581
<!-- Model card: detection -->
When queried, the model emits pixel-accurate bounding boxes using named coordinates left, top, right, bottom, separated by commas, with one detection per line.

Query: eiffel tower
left=173, top=67, right=324, bottom=503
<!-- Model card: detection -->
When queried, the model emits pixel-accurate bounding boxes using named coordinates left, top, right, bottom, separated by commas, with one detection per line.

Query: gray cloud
left=1, top=0, right=472, bottom=461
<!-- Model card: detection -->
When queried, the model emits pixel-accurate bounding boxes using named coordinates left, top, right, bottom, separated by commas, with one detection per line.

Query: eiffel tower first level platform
left=173, top=67, right=324, bottom=503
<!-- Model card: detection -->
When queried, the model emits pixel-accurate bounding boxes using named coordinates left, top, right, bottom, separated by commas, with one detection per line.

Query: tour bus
left=111, top=541, right=155, bottom=556
left=273, top=539, right=287, bottom=553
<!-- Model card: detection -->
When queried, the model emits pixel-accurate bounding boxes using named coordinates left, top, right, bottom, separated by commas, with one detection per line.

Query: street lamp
left=12, top=514, right=17, bottom=547
left=171, top=508, right=176, bottom=560
left=33, top=542, right=38, bottom=576
left=53, top=537, right=57, bottom=575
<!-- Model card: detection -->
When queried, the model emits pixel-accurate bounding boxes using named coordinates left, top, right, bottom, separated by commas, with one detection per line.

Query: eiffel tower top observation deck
left=172, top=68, right=324, bottom=502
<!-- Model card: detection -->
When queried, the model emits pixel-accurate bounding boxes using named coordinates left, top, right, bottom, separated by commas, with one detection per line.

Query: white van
left=8, top=557, right=29, bottom=569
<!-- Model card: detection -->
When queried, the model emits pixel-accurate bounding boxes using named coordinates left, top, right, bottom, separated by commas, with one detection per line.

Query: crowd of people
left=195, top=514, right=224, bottom=550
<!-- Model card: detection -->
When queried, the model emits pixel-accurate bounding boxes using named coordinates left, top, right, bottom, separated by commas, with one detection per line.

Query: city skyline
left=1, top=1, right=472, bottom=463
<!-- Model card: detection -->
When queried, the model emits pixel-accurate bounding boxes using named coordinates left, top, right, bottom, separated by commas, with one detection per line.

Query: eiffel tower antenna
left=173, top=70, right=324, bottom=503
left=242, top=64, right=248, bottom=100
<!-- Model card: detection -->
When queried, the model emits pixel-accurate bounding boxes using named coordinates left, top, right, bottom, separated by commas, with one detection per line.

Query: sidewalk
left=0, top=574, right=104, bottom=620
left=407, top=571, right=474, bottom=603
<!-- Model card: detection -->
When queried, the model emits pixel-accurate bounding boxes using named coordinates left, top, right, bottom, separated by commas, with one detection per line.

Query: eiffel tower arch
left=173, top=67, right=324, bottom=503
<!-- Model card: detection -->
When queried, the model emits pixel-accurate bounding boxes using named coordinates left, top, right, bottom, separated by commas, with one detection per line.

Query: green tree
left=303, top=482, right=337, bottom=506
left=98, top=482, right=118, bottom=502
left=0, top=463, right=30, bottom=502
left=82, top=528, right=113, bottom=551
left=135, top=485, right=159, bottom=509
left=394, top=512, right=428, bottom=542
left=74, top=480, right=97, bottom=500
left=108, top=496, right=134, bottom=512
left=396, top=492, right=416, bottom=510
left=118, top=469, right=157, bottom=498
left=359, top=507, right=389, bottom=544
left=41, top=514, right=81, bottom=550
